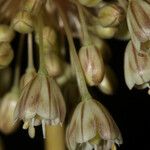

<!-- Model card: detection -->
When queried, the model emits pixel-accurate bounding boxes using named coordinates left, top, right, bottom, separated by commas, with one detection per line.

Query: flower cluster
left=0, top=0, right=149, bottom=149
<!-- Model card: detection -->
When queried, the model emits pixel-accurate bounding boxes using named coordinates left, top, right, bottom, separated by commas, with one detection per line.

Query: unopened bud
left=79, top=0, right=102, bottom=7
left=0, top=43, right=14, bottom=69
left=45, top=52, right=64, bottom=77
left=23, top=0, right=46, bottom=15
left=90, top=25, right=117, bottom=39
left=98, top=4, right=125, bottom=27
left=79, top=45, right=105, bottom=86
left=35, top=26, right=57, bottom=53
left=12, top=10, right=34, bottom=33
left=98, top=66, right=118, bottom=95
left=0, top=24, right=15, bottom=42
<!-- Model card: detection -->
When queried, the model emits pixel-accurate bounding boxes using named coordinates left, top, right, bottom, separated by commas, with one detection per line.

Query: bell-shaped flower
left=14, top=73, right=66, bottom=138
left=127, top=0, right=150, bottom=51
left=66, top=99, right=122, bottom=150
left=124, top=41, right=150, bottom=90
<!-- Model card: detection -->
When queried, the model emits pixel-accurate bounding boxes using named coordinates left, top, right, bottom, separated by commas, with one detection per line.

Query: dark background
left=0, top=39, right=150, bottom=150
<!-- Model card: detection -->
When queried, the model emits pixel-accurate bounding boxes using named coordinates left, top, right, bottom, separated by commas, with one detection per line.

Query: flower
left=127, top=0, right=150, bottom=51
left=66, top=99, right=122, bottom=150
left=14, top=73, right=66, bottom=138
left=124, top=41, right=150, bottom=90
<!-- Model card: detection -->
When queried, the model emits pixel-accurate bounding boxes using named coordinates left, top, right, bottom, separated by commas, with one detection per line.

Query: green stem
left=36, top=15, right=47, bottom=74
left=57, top=4, right=91, bottom=101
left=27, top=33, right=34, bottom=70
left=75, top=1, right=91, bottom=45
left=12, top=34, right=24, bottom=88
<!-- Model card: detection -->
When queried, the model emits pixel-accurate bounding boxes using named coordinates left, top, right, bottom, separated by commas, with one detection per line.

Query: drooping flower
left=14, top=73, right=66, bottom=138
left=127, top=0, right=150, bottom=51
left=124, top=41, right=150, bottom=90
left=66, top=99, right=122, bottom=150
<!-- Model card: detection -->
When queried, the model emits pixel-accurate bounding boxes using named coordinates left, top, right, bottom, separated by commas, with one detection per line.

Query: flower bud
left=90, top=25, right=118, bottom=39
left=124, top=41, right=150, bottom=90
left=98, top=66, right=118, bottom=95
left=23, top=0, right=46, bottom=15
left=35, top=26, right=57, bottom=53
left=0, top=24, right=15, bottom=42
left=127, top=0, right=150, bottom=51
left=91, top=36, right=112, bottom=63
left=0, top=42, right=14, bottom=69
left=79, top=45, right=105, bottom=86
left=0, top=87, right=19, bottom=134
left=45, top=52, right=64, bottom=77
left=98, top=4, right=125, bottom=27
left=66, top=99, right=122, bottom=150
left=78, top=0, right=102, bottom=7
left=20, top=68, right=37, bottom=90
left=12, top=10, right=34, bottom=33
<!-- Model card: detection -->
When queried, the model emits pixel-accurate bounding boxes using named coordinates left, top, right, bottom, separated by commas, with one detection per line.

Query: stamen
left=28, top=125, right=35, bottom=138
left=28, top=118, right=35, bottom=138
left=32, top=118, right=34, bottom=126
left=22, top=121, right=29, bottom=129
left=94, top=144, right=97, bottom=150
left=42, top=119, right=46, bottom=139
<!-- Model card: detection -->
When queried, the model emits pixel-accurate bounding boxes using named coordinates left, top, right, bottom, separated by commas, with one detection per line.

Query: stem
left=12, top=34, right=24, bottom=88
left=45, top=125, right=65, bottom=150
left=57, top=4, right=91, bottom=100
left=36, top=14, right=47, bottom=74
left=27, top=33, right=34, bottom=69
left=75, top=1, right=91, bottom=45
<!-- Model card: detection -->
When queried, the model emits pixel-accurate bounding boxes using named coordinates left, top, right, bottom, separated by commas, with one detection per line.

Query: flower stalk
left=56, top=3, right=91, bottom=101
left=27, top=33, right=34, bottom=69
left=75, top=0, right=91, bottom=45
